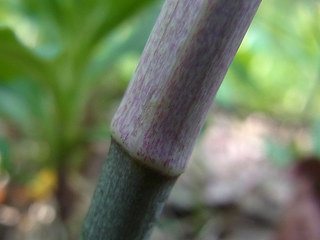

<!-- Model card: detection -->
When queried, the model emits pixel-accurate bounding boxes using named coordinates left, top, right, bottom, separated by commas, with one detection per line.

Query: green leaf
left=0, top=137, right=11, bottom=173
left=78, top=0, right=159, bottom=60
left=86, top=1, right=162, bottom=83
left=0, top=28, right=53, bottom=87
left=0, top=85, right=35, bottom=132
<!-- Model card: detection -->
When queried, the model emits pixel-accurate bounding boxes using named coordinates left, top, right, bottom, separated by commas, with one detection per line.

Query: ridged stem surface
left=111, top=0, right=261, bottom=176
left=81, top=0, right=261, bottom=239
left=80, top=139, right=176, bottom=240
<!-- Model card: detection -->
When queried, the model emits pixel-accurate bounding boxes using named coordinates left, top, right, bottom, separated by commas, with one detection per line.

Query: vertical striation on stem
left=111, top=0, right=261, bottom=176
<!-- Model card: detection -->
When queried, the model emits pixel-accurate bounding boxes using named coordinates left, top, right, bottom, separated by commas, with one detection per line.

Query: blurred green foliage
left=0, top=0, right=162, bottom=181
left=218, top=0, right=320, bottom=122
left=216, top=0, right=320, bottom=165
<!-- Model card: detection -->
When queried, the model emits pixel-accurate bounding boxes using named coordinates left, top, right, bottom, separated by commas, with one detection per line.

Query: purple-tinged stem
left=111, top=0, right=261, bottom=176
left=81, top=0, right=261, bottom=239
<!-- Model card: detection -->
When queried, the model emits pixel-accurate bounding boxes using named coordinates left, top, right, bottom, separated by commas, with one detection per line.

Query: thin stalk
left=80, top=0, right=261, bottom=239
left=80, top=139, right=176, bottom=240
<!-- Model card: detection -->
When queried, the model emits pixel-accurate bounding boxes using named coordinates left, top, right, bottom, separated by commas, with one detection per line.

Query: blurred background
left=0, top=0, right=319, bottom=239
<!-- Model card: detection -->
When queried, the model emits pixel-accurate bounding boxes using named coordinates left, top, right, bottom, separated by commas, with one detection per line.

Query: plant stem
left=111, top=0, right=262, bottom=176
left=80, top=139, right=177, bottom=240
left=80, top=0, right=261, bottom=239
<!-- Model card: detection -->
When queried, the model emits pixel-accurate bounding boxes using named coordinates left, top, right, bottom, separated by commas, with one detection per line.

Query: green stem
left=80, top=0, right=261, bottom=238
left=80, top=139, right=177, bottom=240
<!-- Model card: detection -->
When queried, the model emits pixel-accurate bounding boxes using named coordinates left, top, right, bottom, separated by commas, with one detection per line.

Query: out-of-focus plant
left=0, top=0, right=160, bottom=219
left=217, top=0, right=320, bottom=123
left=213, top=0, right=320, bottom=169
